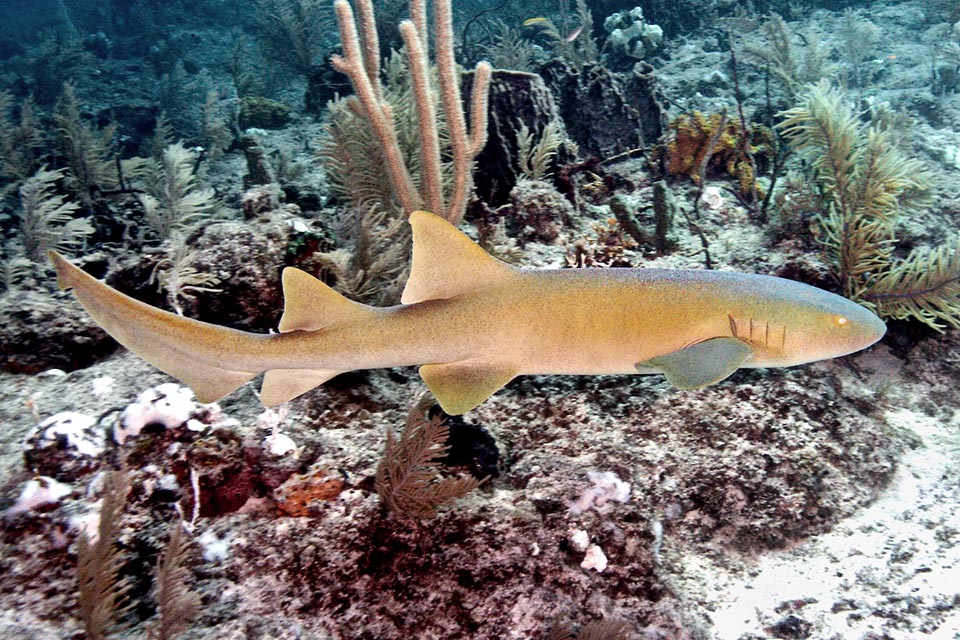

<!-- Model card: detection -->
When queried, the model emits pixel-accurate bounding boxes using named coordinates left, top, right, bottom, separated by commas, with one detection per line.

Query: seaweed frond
left=1, top=254, right=32, bottom=295
left=517, top=120, right=562, bottom=181
left=0, top=91, right=45, bottom=188
left=312, top=205, right=409, bottom=305
left=140, top=142, right=221, bottom=241
left=17, top=166, right=91, bottom=261
left=53, top=81, right=118, bottom=203
left=780, top=81, right=960, bottom=329
left=864, top=239, right=960, bottom=331
left=777, top=81, right=931, bottom=299
left=545, top=618, right=632, bottom=640
left=254, top=0, right=334, bottom=76
left=839, top=8, right=880, bottom=88
left=577, top=619, right=632, bottom=640
left=375, top=405, right=483, bottom=519
left=77, top=469, right=132, bottom=640
left=479, top=19, right=535, bottom=72
left=525, top=0, right=597, bottom=66
left=743, top=12, right=830, bottom=98
left=320, top=95, right=399, bottom=214
left=149, top=230, right=222, bottom=316
left=201, top=89, right=234, bottom=160
left=149, top=525, right=201, bottom=640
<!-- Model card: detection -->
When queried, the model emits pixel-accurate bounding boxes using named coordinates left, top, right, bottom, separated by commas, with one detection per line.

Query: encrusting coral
left=663, top=110, right=772, bottom=199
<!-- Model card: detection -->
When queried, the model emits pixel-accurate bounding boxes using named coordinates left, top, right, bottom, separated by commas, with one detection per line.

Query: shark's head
left=737, top=275, right=887, bottom=367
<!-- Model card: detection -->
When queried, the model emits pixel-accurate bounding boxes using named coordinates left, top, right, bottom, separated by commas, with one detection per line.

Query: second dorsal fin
left=262, top=268, right=379, bottom=406
left=401, top=210, right=516, bottom=305
left=277, top=267, right=377, bottom=332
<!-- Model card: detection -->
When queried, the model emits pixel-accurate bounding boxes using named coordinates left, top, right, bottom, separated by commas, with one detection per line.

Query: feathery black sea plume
left=375, top=403, right=484, bottom=519
left=76, top=469, right=132, bottom=640
left=149, top=525, right=201, bottom=640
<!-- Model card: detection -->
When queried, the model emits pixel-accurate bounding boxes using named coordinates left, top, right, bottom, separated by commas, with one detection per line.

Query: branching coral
left=318, top=0, right=491, bottom=301
left=320, top=51, right=437, bottom=216
left=778, top=81, right=960, bottom=331
left=329, top=0, right=490, bottom=225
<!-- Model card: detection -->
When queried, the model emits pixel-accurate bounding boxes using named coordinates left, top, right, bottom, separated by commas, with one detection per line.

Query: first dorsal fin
left=401, top=210, right=515, bottom=305
left=277, top=267, right=377, bottom=332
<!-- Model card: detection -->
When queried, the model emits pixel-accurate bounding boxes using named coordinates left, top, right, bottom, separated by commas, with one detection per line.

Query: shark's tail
left=49, top=251, right=380, bottom=406
left=49, top=250, right=263, bottom=403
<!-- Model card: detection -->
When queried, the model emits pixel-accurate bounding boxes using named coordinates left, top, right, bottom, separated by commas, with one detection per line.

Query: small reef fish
left=565, top=25, right=584, bottom=42
left=50, top=211, right=886, bottom=415
left=523, top=17, right=549, bottom=26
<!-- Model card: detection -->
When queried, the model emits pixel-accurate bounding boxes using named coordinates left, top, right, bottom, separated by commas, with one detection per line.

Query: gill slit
left=729, top=314, right=787, bottom=352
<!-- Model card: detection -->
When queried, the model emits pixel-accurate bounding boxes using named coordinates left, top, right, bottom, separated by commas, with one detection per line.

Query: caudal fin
left=49, top=251, right=261, bottom=403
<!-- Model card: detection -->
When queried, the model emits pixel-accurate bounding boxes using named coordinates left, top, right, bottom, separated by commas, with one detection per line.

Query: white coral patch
left=700, top=185, right=724, bottom=210
left=91, top=376, right=115, bottom=397
left=29, top=412, right=104, bottom=457
left=580, top=544, right=608, bottom=573
left=569, top=470, right=631, bottom=514
left=7, top=477, right=73, bottom=516
left=198, top=529, right=232, bottom=563
left=115, top=383, right=214, bottom=444
left=265, top=432, right=298, bottom=457
left=570, top=529, right=590, bottom=551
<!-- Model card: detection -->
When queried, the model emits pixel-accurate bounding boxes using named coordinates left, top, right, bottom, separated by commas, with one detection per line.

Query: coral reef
left=238, top=96, right=291, bottom=130
left=1, top=0, right=960, bottom=638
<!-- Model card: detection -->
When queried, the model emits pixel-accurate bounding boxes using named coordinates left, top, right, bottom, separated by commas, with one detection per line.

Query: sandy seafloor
left=2, top=0, right=960, bottom=638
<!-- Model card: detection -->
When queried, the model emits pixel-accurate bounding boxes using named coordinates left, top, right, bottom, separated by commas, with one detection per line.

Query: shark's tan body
left=50, top=211, right=886, bottom=414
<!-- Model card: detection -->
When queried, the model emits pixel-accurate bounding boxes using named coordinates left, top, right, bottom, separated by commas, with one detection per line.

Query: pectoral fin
left=637, top=337, right=753, bottom=389
left=419, top=361, right=517, bottom=415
